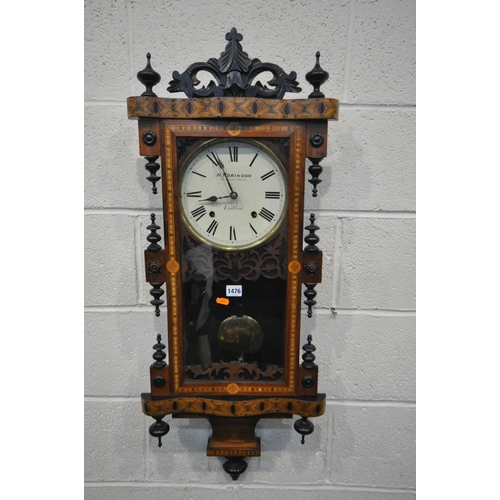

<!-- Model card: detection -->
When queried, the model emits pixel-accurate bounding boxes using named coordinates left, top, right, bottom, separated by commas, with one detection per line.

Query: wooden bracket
left=207, top=416, right=261, bottom=457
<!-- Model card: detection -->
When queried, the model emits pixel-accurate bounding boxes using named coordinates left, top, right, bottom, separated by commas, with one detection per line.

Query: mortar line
left=143, top=412, right=151, bottom=481
left=318, top=210, right=416, bottom=218
left=84, top=305, right=414, bottom=316
left=331, top=217, right=342, bottom=308
left=133, top=215, right=144, bottom=306
left=84, top=395, right=415, bottom=406
left=327, top=400, right=416, bottom=407
left=83, top=481, right=415, bottom=493
left=341, top=102, right=416, bottom=110
left=84, top=305, right=165, bottom=313
left=85, top=396, right=142, bottom=402
left=84, top=100, right=128, bottom=105
left=341, top=0, right=357, bottom=102
left=125, top=0, right=135, bottom=97
left=83, top=100, right=415, bottom=110
left=324, top=403, right=335, bottom=482
left=85, top=207, right=416, bottom=218
left=326, top=308, right=416, bottom=316
left=85, top=208, right=163, bottom=215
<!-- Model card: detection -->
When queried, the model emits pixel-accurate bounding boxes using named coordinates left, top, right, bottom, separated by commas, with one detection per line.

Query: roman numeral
left=191, top=206, right=206, bottom=221
left=265, top=191, right=280, bottom=199
left=207, top=153, right=219, bottom=166
left=261, top=170, right=275, bottom=181
left=186, top=191, right=202, bottom=197
left=207, top=220, right=219, bottom=236
left=229, top=226, right=237, bottom=241
left=259, top=207, right=274, bottom=222
left=229, top=146, right=238, bottom=162
left=249, top=223, right=257, bottom=235
left=249, top=153, right=259, bottom=166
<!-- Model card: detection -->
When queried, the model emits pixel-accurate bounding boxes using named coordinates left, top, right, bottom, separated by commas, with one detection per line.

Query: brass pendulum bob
left=217, top=303, right=263, bottom=361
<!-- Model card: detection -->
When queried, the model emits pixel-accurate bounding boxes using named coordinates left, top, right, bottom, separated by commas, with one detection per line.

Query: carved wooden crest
left=167, top=27, right=302, bottom=99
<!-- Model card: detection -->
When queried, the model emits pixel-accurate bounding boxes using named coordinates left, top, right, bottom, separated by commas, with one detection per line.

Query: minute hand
left=214, top=153, right=238, bottom=199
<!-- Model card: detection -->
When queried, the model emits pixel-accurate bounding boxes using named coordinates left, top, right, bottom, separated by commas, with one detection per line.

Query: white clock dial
left=179, top=139, right=287, bottom=250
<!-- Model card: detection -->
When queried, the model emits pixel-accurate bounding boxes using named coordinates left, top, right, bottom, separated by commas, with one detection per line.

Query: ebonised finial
left=149, top=282, right=165, bottom=317
left=304, top=213, right=320, bottom=253
left=144, top=156, right=161, bottom=194
left=294, top=416, right=314, bottom=444
left=146, top=214, right=162, bottom=251
left=301, top=335, right=317, bottom=368
left=149, top=417, right=170, bottom=447
left=146, top=214, right=164, bottom=316
left=152, top=334, right=167, bottom=368
left=306, top=51, right=329, bottom=98
left=303, top=284, right=317, bottom=318
left=137, top=53, right=161, bottom=97
left=223, top=457, right=248, bottom=481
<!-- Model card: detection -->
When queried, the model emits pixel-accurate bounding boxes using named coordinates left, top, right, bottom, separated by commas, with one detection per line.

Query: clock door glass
left=177, top=138, right=289, bottom=385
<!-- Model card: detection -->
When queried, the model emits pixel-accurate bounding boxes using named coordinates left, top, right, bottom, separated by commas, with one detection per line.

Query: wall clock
left=127, top=27, right=338, bottom=480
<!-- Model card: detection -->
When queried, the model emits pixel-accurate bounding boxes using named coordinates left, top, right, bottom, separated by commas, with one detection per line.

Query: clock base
left=142, top=393, right=325, bottom=479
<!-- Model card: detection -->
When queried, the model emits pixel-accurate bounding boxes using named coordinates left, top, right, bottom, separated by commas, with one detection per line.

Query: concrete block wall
left=85, top=0, right=415, bottom=498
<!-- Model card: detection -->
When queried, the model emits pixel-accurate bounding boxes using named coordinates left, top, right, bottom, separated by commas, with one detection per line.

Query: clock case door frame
left=159, top=118, right=308, bottom=397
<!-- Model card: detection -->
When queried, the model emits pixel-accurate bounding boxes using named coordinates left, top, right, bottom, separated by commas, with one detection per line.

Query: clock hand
left=213, top=152, right=238, bottom=200
left=198, top=195, right=233, bottom=202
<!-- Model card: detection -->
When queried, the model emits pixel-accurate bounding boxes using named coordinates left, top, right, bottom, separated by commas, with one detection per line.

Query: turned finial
left=305, top=51, right=329, bottom=98
left=137, top=53, right=161, bottom=97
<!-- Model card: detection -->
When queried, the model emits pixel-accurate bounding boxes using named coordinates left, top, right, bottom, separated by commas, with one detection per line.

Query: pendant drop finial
left=294, top=416, right=314, bottom=444
left=149, top=417, right=170, bottom=447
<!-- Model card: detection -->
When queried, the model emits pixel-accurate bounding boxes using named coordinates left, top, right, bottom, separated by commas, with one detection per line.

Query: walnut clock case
left=127, top=28, right=338, bottom=481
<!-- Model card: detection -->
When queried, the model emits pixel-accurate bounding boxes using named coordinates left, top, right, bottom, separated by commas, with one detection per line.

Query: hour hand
left=199, top=195, right=232, bottom=202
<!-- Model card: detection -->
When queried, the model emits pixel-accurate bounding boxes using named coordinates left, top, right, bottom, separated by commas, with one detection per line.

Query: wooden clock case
left=127, top=28, right=338, bottom=480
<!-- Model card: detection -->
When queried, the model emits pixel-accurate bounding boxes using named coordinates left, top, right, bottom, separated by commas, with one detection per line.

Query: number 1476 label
left=226, top=285, right=242, bottom=297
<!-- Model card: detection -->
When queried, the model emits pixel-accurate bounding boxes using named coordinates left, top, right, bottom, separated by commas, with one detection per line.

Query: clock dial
left=179, top=139, right=287, bottom=250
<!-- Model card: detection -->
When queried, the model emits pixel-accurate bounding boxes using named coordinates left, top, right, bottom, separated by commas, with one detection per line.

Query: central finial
left=226, top=27, right=243, bottom=42
left=218, top=27, right=250, bottom=74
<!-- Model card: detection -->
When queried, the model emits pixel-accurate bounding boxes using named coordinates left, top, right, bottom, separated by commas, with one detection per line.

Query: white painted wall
left=84, top=0, right=415, bottom=498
